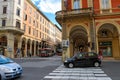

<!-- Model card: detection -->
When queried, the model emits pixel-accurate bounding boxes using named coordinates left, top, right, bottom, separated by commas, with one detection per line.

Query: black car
left=64, top=52, right=102, bottom=68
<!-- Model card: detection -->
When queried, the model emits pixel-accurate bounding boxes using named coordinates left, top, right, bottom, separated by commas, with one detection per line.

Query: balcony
left=0, top=26, right=24, bottom=35
left=56, top=7, right=93, bottom=20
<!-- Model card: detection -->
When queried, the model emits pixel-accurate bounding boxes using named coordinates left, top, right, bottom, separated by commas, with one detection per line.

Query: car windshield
left=0, top=55, right=14, bottom=64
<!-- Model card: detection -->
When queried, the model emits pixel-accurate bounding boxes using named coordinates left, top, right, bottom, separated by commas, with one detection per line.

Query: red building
left=56, top=0, right=120, bottom=61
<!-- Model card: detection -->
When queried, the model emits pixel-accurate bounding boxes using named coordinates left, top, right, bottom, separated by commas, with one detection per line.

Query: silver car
left=0, top=55, right=22, bottom=80
left=0, top=70, right=5, bottom=80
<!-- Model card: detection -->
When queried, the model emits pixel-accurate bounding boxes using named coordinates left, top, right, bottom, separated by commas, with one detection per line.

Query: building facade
left=56, top=0, right=120, bottom=61
left=0, top=0, right=62, bottom=58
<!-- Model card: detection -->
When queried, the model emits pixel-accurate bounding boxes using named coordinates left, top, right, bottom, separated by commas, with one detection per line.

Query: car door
left=86, top=52, right=98, bottom=66
left=74, top=53, right=86, bottom=66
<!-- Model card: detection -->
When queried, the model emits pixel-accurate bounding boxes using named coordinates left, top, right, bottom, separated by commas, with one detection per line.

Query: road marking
left=43, top=65, right=112, bottom=80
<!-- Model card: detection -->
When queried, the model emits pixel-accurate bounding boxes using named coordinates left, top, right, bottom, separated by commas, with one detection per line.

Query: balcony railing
left=56, top=7, right=93, bottom=18
left=0, top=26, right=24, bottom=35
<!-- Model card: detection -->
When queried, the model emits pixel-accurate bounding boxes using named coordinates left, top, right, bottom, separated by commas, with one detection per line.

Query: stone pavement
left=43, top=65, right=112, bottom=80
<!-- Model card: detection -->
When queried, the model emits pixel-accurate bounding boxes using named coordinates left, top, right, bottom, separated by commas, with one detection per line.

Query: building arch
left=36, top=41, right=39, bottom=56
left=69, top=25, right=88, bottom=57
left=96, top=21, right=120, bottom=34
left=0, top=35, right=7, bottom=56
left=32, top=40, right=35, bottom=56
left=27, top=39, right=31, bottom=57
left=68, top=23, right=89, bottom=37
left=21, top=38, right=26, bottom=57
left=97, top=23, right=120, bottom=58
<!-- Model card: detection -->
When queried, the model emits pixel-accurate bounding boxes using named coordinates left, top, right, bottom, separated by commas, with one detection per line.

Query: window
left=33, top=20, right=35, bottom=26
left=24, top=14, right=27, bottom=21
left=18, top=0, right=21, bottom=5
left=16, top=8, right=20, bottom=16
left=16, top=21, right=21, bottom=28
left=36, top=30, right=38, bottom=37
left=2, top=19, right=6, bottom=26
left=40, top=32, right=41, bottom=38
left=101, top=0, right=110, bottom=9
left=3, top=6, right=7, bottom=14
left=74, top=0, right=80, bottom=9
left=28, top=27, right=31, bottom=34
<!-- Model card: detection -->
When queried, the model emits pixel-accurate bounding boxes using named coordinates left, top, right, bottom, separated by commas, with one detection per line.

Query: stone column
left=69, top=39, right=73, bottom=57
left=96, top=35, right=99, bottom=53
left=62, top=20, right=68, bottom=61
left=25, top=40, right=28, bottom=57
left=118, top=35, right=120, bottom=59
left=30, top=41, right=32, bottom=56
left=34, top=41, right=36, bottom=56
left=17, top=36, right=22, bottom=53
left=88, top=35, right=91, bottom=52
left=7, top=33, right=14, bottom=58
left=90, top=18, right=96, bottom=52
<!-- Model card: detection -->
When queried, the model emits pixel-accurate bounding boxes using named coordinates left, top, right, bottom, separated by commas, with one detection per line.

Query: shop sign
left=99, top=42, right=112, bottom=46
left=62, top=40, right=69, bottom=48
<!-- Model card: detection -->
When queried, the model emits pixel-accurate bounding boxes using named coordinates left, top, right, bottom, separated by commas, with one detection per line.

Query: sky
left=31, top=0, right=62, bottom=29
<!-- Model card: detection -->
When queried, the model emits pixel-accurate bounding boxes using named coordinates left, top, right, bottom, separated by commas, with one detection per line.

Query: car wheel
left=68, top=63, right=74, bottom=68
left=94, top=62, right=100, bottom=67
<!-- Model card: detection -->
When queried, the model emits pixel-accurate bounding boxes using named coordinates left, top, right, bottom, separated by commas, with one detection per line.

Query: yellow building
left=0, top=0, right=61, bottom=58
left=56, top=0, right=120, bottom=61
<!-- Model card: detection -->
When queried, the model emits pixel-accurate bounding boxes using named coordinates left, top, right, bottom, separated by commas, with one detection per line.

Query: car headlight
left=64, top=60, right=68, bottom=62
left=0, top=67, right=11, bottom=72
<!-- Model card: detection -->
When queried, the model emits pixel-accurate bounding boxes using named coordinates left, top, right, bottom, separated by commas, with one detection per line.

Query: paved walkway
left=43, top=65, right=112, bottom=80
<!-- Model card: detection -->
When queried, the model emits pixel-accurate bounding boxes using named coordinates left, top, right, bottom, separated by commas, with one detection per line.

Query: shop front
left=99, top=42, right=112, bottom=57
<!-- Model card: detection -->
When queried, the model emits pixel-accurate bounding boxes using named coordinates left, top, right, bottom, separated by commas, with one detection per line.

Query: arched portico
left=0, top=35, right=7, bottom=56
left=69, top=25, right=88, bottom=57
left=21, top=38, right=26, bottom=57
left=97, top=23, right=120, bottom=59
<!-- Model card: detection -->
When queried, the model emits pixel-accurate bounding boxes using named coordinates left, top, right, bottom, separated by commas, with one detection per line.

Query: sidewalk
left=14, top=55, right=62, bottom=60
left=102, top=57, right=120, bottom=62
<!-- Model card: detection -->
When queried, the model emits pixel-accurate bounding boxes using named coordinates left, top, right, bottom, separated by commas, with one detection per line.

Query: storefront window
left=99, top=42, right=112, bottom=57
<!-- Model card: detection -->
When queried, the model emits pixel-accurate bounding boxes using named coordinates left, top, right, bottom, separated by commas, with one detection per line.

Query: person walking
left=16, top=48, right=21, bottom=58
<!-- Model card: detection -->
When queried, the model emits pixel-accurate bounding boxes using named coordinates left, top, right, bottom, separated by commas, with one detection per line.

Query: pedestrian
left=27, top=50, right=31, bottom=57
left=16, top=48, right=21, bottom=58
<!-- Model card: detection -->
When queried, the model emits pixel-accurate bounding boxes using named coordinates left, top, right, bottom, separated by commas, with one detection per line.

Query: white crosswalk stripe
left=43, top=65, right=112, bottom=80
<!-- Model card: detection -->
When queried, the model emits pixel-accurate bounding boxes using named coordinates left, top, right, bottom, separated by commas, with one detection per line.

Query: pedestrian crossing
left=43, top=65, right=112, bottom=80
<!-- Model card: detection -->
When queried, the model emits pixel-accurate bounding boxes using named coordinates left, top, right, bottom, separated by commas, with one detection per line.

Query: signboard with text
left=62, top=40, right=69, bottom=48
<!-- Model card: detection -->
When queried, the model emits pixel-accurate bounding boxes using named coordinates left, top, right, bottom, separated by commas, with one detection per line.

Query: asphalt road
left=12, top=56, right=120, bottom=80
left=101, top=61, right=120, bottom=80
left=14, top=56, right=62, bottom=80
